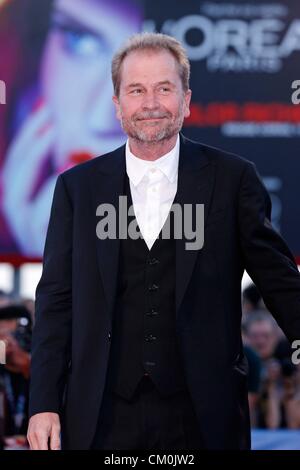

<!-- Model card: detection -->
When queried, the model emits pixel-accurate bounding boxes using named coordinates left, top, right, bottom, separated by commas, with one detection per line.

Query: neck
left=128, top=134, right=178, bottom=161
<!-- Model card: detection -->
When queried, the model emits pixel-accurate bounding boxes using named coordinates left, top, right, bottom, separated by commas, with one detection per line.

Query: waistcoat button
left=145, top=334, right=157, bottom=342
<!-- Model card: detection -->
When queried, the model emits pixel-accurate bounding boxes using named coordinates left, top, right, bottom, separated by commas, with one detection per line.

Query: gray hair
left=111, top=32, right=190, bottom=96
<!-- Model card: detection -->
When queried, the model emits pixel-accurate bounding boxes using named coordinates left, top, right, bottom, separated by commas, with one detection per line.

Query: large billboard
left=0, top=0, right=299, bottom=263
left=0, top=0, right=143, bottom=262
left=145, top=0, right=300, bottom=260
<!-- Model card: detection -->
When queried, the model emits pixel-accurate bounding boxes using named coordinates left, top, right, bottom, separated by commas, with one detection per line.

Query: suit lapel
left=174, top=134, right=216, bottom=316
left=90, top=145, right=126, bottom=316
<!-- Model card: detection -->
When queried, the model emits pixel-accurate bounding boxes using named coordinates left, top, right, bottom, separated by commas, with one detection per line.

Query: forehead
left=250, top=320, right=274, bottom=333
left=120, top=49, right=180, bottom=85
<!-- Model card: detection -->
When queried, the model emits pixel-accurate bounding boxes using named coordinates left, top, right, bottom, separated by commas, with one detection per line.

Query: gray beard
left=120, top=109, right=185, bottom=144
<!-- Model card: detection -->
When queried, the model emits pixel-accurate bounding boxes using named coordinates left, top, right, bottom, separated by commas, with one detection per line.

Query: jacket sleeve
left=29, top=174, right=72, bottom=418
left=238, top=161, right=300, bottom=344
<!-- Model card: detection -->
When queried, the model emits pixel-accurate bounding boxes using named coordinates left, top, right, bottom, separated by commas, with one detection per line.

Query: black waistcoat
left=105, top=173, right=187, bottom=400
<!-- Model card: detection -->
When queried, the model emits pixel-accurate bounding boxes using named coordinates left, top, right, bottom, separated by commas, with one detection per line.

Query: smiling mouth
left=138, top=117, right=166, bottom=121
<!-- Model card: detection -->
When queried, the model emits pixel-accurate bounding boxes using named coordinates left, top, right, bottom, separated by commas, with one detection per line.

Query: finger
left=1, top=105, right=55, bottom=214
left=50, top=425, right=61, bottom=450
left=17, top=102, right=51, bottom=146
left=2, top=128, right=54, bottom=250
left=35, top=431, right=49, bottom=450
left=2, top=125, right=55, bottom=230
left=3, top=104, right=52, bottom=172
left=27, top=431, right=44, bottom=451
left=27, top=433, right=38, bottom=450
left=12, top=124, right=56, bottom=202
left=3, top=122, right=55, bottom=196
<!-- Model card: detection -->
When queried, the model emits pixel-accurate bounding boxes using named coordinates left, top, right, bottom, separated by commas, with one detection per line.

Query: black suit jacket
left=29, top=134, right=300, bottom=449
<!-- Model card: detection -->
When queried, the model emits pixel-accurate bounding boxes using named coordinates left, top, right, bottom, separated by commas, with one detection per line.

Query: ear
left=183, top=89, right=192, bottom=118
left=112, top=95, right=121, bottom=121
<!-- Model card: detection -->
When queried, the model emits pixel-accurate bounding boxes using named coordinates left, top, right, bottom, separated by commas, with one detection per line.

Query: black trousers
left=91, top=374, right=205, bottom=450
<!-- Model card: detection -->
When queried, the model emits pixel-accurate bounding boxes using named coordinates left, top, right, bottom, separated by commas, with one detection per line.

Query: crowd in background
left=0, top=283, right=300, bottom=449
left=0, top=290, right=33, bottom=449
left=242, top=284, right=300, bottom=429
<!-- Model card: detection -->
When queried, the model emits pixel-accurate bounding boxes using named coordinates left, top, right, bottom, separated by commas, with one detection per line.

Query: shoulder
left=181, top=134, right=254, bottom=177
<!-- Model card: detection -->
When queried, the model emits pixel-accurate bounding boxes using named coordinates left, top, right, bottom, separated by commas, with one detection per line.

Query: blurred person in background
left=244, top=312, right=280, bottom=363
left=0, top=304, right=32, bottom=441
left=242, top=283, right=264, bottom=317
left=241, top=343, right=262, bottom=428
left=281, top=361, right=300, bottom=429
left=0, top=0, right=142, bottom=256
left=0, top=290, right=11, bottom=308
left=20, top=298, right=35, bottom=325
left=244, top=312, right=299, bottom=429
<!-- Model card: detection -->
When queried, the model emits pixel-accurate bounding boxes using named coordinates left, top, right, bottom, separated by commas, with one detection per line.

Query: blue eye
left=50, top=14, right=108, bottom=59
left=62, top=29, right=107, bottom=58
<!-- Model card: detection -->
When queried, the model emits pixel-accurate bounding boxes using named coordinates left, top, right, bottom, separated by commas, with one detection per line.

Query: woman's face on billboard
left=40, top=0, right=141, bottom=170
left=0, top=0, right=141, bottom=256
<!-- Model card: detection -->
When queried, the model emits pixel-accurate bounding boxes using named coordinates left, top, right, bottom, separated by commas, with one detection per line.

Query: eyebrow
left=51, top=7, right=107, bottom=41
left=126, top=80, right=176, bottom=89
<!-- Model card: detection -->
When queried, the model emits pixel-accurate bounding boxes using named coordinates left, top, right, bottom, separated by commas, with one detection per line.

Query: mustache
left=133, top=110, right=172, bottom=121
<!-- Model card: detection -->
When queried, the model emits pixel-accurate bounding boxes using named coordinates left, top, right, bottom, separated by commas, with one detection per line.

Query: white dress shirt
left=125, top=135, right=180, bottom=250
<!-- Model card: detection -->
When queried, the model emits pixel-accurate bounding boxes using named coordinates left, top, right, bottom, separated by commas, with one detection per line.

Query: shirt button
left=148, top=284, right=159, bottom=291
left=108, top=332, right=112, bottom=341
left=150, top=168, right=156, bottom=173
left=148, top=258, right=159, bottom=265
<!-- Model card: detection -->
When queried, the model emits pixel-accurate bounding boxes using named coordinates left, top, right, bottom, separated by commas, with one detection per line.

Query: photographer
left=0, top=305, right=32, bottom=437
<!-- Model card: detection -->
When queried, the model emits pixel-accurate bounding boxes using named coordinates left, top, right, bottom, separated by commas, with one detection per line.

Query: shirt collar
left=125, top=134, right=180, bottom=187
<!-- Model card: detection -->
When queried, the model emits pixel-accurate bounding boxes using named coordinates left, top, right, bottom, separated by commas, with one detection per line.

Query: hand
left=282, top=376, right=297, bottom=401
left=27, top=412, right=61, bottom=450
left=0, top=333, right=31, bottom=378
left=1, top=100, right=57, bottom=256
left=264, top=359, right=282, bottom=389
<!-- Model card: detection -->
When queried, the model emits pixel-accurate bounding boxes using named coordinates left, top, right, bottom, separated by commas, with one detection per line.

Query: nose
left=141, top=90, right=160, bottom=110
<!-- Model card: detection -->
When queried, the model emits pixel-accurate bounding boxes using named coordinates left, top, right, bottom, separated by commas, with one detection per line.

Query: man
left=27, top=32, right=300, bottom=450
